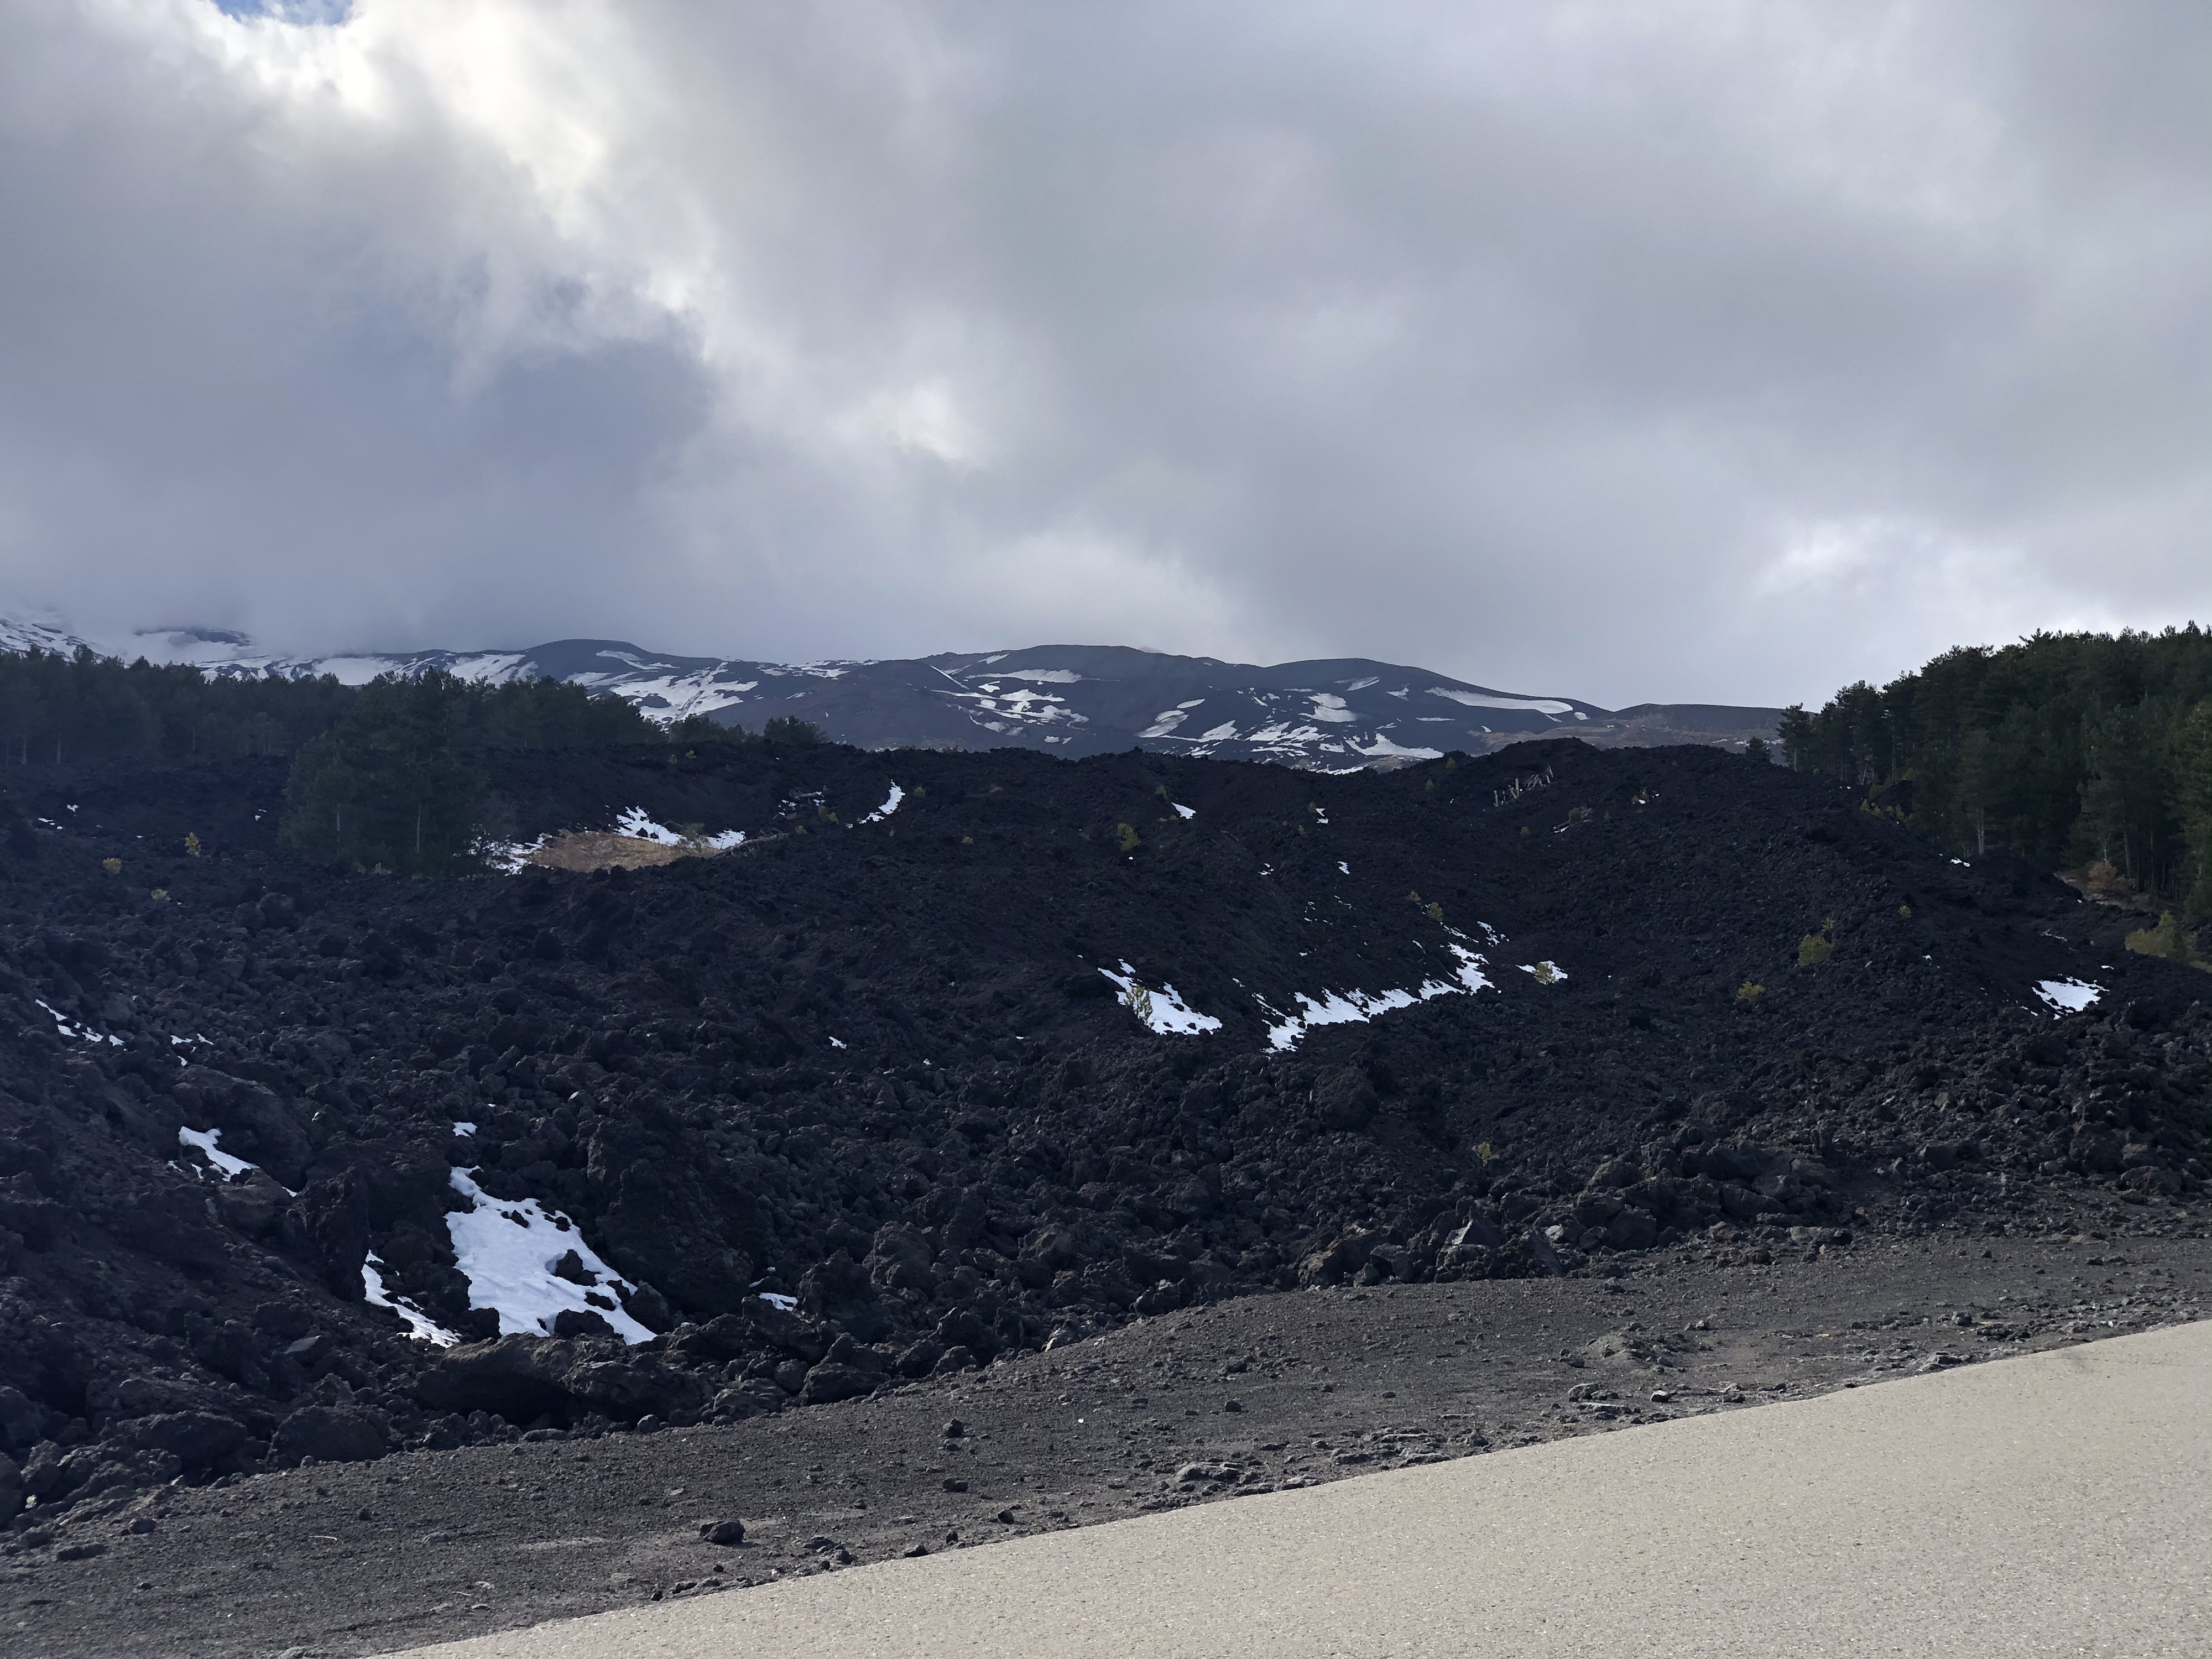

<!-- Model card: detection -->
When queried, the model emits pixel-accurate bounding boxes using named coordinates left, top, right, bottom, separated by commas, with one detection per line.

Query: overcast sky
left=3, top=1, right=2208, bottom=706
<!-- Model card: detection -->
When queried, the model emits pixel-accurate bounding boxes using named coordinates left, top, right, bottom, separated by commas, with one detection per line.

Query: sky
left=2, top=1, right=2209, bottom=708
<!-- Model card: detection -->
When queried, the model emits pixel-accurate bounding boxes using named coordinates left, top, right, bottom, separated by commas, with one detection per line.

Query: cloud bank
left=3, top=1, right=2208, bottom=704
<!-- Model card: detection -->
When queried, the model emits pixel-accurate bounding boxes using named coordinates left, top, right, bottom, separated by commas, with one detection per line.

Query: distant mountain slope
left=0, top=618, right=1779, bottom=766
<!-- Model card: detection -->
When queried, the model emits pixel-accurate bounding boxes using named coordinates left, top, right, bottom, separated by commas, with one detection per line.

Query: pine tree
left=2176, top=702, right=2212, bottom=920
left=763, top=716, right=825, bottom=745
left=1956, top=727, right=1993, bottom=857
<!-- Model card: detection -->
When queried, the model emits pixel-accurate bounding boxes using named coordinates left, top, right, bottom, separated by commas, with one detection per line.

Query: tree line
left=1778, top=627, right=2212, bottom=917
left=0, top=645, right=821, bottom=875
left=0, top=647, right=353, bottom=764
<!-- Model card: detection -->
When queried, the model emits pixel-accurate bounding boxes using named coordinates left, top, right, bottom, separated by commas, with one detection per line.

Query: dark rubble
left=0, top=736, right=2206, bottom=1533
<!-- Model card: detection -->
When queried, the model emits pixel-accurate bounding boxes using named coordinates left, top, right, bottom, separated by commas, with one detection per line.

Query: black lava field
left=2, top=737, right=2208, bottom=1522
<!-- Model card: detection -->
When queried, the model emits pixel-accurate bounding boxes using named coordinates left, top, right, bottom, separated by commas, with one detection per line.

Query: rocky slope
left=0, top=735, right=2206, bottom=1537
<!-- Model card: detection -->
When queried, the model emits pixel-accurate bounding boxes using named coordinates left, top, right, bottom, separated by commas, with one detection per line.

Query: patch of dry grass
left=522, top=832, right=727, bottom=873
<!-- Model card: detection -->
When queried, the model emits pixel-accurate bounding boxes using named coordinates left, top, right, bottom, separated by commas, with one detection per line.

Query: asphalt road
left=381, top=1318, right=2212, bottom=1659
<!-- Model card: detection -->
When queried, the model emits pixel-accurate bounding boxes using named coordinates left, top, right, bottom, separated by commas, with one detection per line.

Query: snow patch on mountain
left=1427, top=687, right=1577, bottom=716
left=0, top=617, right=101, bottom=658
left=1353, top=734, right=1443, bottom=760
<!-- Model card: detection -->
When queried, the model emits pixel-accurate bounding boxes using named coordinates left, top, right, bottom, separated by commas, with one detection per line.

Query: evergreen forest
left=0, top=647, right=818, bottom=875
left=1778, top=628, right=2212, bottom=917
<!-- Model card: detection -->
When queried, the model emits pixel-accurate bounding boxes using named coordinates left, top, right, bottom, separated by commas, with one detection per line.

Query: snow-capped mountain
left=0, top=618, right=1779, bottom=767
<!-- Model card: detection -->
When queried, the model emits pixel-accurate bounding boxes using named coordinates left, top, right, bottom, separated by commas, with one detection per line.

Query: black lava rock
left=0, top=737, right=2201, bottom=1488
left=274, top=1406, right=389, bottom=1466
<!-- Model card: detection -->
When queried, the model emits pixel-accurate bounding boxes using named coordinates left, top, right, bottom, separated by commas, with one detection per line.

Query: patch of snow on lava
left=1518, top=961, right=1569, bottom=984
left=178, top=1125, right=254, bottom=1179
left=453, top=1121, right=477, bottom=1136
left=1264, top=987, right=1416, bottom=1048
left=1172, top=802, right=1196, bottom=820
left=1264, top=941, right=1498, bottom=1048
left=859, top=784, right=905, bottom=824
left=1098, top=963, right=1223, bottom=1035
left=36, top=999, right=121, bottom=1046
left=2034, top=978, right=2101, bottom=1013
left=446, top=1169, right=654, bottom=1344
left=1428, top=944, right=1495, bottom=996
left=758, top=1292, right=799, bottom=1312
left=615, top=808, right=684, bottom=845
left=612, top=808, right=742, bottom=849
left=478, top=833, right=549, bottom=873
left=362, top=1252, right=461, bottom=1347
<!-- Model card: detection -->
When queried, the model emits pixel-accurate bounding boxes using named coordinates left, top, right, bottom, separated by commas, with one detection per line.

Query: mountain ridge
left=0, top=616, right=1781, bottom=768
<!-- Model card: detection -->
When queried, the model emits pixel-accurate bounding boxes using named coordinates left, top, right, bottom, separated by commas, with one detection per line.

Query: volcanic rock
left=274, top=1406, right=388, bottom=1465
left=0, top=734, right=2200, bottom=1495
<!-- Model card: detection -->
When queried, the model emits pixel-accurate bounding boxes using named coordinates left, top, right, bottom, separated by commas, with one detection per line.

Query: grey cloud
left=2, top=1, right=2208, bottom=706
